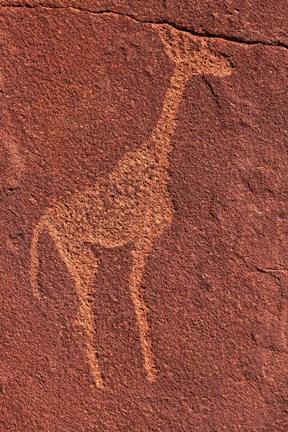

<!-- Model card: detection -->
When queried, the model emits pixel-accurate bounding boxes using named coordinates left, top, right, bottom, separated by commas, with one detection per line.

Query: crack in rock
left=1, top=2, right=288, bottom=49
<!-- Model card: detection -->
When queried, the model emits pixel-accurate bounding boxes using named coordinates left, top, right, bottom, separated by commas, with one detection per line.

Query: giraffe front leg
left=48, top=230, right=104, bottom=387
left=129, top=237, right=156, bottom=383
left=74, top=272, right=104, bottom=389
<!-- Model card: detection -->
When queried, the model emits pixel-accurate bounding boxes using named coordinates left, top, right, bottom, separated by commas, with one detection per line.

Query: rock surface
left=1, top=2, right=287, bottom=431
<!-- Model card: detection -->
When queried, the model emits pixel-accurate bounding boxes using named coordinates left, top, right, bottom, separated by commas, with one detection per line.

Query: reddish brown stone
left=1, top=3, right=287, bottom=431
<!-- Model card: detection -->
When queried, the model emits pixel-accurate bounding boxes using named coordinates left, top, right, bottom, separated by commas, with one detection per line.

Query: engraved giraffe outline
left=31, top=25, right=232, bottom=387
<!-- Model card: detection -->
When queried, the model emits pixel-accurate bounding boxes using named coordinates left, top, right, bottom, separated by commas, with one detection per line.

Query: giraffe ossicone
left=30, top=24, right=233, bottom=387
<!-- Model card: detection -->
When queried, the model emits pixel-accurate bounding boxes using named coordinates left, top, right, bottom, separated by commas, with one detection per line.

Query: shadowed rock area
left=1, top=2, right=287, bottom=431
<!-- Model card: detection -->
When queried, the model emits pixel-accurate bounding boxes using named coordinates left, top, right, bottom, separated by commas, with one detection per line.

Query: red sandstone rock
left=1, top=3, right=287, bottom=431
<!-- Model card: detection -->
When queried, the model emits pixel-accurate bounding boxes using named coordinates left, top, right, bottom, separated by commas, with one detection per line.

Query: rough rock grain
left=1, top=3, right=287, bottom=431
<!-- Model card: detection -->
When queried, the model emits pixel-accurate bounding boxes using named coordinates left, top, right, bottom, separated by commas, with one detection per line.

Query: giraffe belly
left=88, top=209, right=148, bottom=248
left=45, top=185, right=174, bottom=250
left=89, top=197, right=174, bottom=248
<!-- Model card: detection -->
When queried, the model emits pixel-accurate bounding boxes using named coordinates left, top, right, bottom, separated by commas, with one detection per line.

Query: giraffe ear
left=154, top=24, right=203, bottom=65
left=154, top=24, right=184, bottom=63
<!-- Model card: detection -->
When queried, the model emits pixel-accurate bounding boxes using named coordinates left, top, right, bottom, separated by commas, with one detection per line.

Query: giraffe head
left=155, top=24, right=232, bottom=77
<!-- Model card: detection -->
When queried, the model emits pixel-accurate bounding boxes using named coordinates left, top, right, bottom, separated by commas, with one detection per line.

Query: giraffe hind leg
left=129, top=238, right=156, bottom=383
left=48, top=230, right=104, bottom=387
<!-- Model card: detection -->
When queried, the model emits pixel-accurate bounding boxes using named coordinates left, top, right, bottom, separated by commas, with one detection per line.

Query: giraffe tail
left=30, top=216, right=47, bottom=299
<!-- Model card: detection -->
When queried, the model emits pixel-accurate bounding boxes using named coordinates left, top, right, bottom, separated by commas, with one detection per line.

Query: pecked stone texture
left=1, top=4, right=287, bottom=432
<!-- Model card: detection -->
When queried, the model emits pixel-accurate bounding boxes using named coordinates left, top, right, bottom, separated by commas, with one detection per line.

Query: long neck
left=148, top=67, right=189, bottom=166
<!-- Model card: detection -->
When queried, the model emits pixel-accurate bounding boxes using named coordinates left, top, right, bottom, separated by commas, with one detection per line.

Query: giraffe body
left=46, top=147, right=173, bottom=249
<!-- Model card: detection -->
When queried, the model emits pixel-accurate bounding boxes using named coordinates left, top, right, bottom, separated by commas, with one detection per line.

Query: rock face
left=1, top=2, right=287, bottom=431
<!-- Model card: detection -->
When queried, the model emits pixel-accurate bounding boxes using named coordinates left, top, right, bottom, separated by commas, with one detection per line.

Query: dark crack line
left=202, top=76, right=222, bottom=109
left=255, top=267, right=287, bottom=299
left=256, top=267, right=288, bottom=273
left=1, top=2, right=288, bottom=50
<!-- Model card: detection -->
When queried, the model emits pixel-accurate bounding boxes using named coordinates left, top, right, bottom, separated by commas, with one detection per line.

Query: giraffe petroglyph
left=31, top=25, right=232, bottom=387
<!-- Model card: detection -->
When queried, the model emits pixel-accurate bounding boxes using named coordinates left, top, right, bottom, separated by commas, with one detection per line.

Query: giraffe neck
left=148, top=67, right=189, bottom=166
